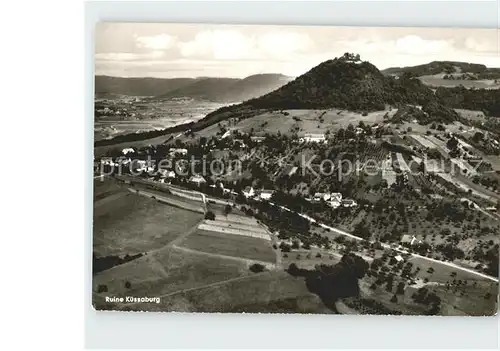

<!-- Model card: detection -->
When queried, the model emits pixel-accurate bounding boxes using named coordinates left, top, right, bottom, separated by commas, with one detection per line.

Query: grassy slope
left=93, top=246, right=250, bottom=310
left=128, top=270, right=334, bottom=313
left=93, top=187, right=202, bottom=257
left=180, top=228, right=276, bottom=263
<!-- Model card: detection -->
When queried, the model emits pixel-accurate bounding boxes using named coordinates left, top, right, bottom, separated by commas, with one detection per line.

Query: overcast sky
left=95, top=23, right=499, bottom=78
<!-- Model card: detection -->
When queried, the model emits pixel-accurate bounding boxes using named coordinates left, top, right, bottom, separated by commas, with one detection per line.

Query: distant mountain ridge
left=95, top=54, right=499, bottom=147
left=95, top=76, right=194, bottom=97
left=382, top=61, right=500, bottom=79
left=95, top=74, right=293, bottom=103
left=241, top=54, right=435, bottom=111
left=196, top=53, right=440, bottom=129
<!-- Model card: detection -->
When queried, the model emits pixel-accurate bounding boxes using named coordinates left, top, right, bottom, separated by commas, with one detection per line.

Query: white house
left=121, top=148, right=135, bottom=155
left=134, top=160, right=154, bottom=173
left=313, top=192, right=331, bottom=202
left=401, top=234, right=422, bottom=246
left=250, top=136, right=265, bottom=143
left=328, top=200, right=341, bottom=209
left=330, top=192, right=342, bottom=202
left=221, top=130, right=231, bottom=139
left=303, top=133, right=326, bottom=143
left=189, top=175, right=206, bottom=186
left=158, top=169, right=176, bottom=179
left=259, top=189, right=274, bottom=201
left=100, top=157, right=116, bottom=167
left=341, top=199, right=357, bottom=207
left=169, top=148, right=188, bottom=156
left=243, top=186, right=255, bottom=198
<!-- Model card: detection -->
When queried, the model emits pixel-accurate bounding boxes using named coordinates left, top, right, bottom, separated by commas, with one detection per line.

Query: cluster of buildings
left=308, top=192, right=358, bottom=209
left=299, top=133, right=326, bottom=144
left=242, top=186, right=275, bottom=201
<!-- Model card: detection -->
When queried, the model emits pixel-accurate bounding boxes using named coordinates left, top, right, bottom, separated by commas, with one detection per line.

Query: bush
left=125, top=281, right=131, bottom=289
left=249, top=263, right=265, bottom=273
left=204, top=211, right=215, bottom=220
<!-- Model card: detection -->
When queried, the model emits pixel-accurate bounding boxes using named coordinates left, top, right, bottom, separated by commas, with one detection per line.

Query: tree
left=280, top=242, right=291, bottom=252
left=287, top=263, right=300, bottom=276
left=396, top=282, right=405, bottom=295
left=353, top=220, right=371, bottom=240
left=125, top=281, right=131, bottom=289
left=249, top=263, right=265, bottom=273
left=204, top=211, right=215, bottom=220
left=446, top=137, right=459, bottom=151
left=390, top=294, right=398, bottom=303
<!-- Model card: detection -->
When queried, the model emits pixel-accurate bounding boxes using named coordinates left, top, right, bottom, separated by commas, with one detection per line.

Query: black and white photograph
left=92, top=23, right=499, bottom=315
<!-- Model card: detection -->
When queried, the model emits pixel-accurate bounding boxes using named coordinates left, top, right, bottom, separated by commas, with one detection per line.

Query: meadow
left=93, top=180, right=203, bottom=257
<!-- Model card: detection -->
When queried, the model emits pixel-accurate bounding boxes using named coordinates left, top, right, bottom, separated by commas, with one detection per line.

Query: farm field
left=94, top=177, right=128, bottom=201
left=93, top=188, right=203, bottom=257
left=193, top=108, right=396, bottom=140
left=432, top=280, right=498, bottom=316
left=94, top=132, right=178, bottom=158
left=281, top=248, right=342, bottom=270
left=407, top=255, right=495, bottom=283
left=180, top=228, right=276, bottom=263
left=419, top=75, right=500, bottom=89
left=356, top=255, right=498, bottom=316
left=127, top=270, right=334, bottom=313
left=93, top=246, right=250, bottom=310
left=131, top=187, right=206, bottom=213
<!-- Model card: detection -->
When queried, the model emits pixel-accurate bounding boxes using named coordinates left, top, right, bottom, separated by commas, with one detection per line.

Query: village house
left=394, top=254, right=404, bottom=262
left=302, top=133, right=326, bottom=143
left=281, top=165, right=298, bottom=177
left=221, top=130, right=231, bottom=139
left=100, top=157, right=116, bottom=167
left=313, top=192, right=343, bottom=204
left=121, top=148, right=135, bottom=155
left=250, top=136, right=265, bottom=143
left=330, top=192, right=342, bottom=202
left=401, top=234, right=422, bottom=246
left=188, top=175, right=206, bottom=186
left=115, top=156, right=131, bottom=166
left=328, top=199, right=341, bottom=209
left=158, top=169, right=176, bottom=179
left=243, top=186, right=255, bottom=198
left=134, top=160, right=155, bottom=173
left=233, top=139, right=247, bottom=149
left=341, top=198, right=358, bottom=207
left=169, top=148, right=188, bottom=157
left=259, top=189, right=274, bottom=201
left=313, top=192, right=331, bottom=202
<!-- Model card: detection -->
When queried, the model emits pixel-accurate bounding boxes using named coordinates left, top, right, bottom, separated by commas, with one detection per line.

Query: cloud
left=95, top=51, right=164, bottom=62
left=178, top=29, right=314, bottom=60
left=395, top=35, right=451, bottom=55
left=257, top=31, right=314, bottom=58
left=463, top=37, right=497, bottom=53
left=135, top=34, right=175, bottom=50
left=338, top=35, right=453, bottom=57
left=179, top=30, right=255, bottom=60
left=95, top=24, right=499, bottom=78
